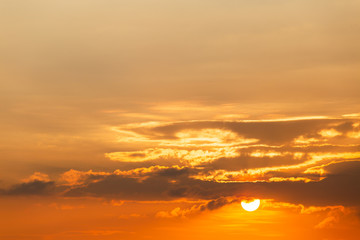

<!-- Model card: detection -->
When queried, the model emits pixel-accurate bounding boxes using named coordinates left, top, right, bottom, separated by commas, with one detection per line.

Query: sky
left=1, top=0, right=360, bottom=239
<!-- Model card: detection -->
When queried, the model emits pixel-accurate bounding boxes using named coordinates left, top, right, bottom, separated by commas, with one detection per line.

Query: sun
left=241, top=199, right=261, bottom=212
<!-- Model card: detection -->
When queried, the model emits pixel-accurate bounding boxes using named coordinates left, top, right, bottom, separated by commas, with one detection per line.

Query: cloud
left=22, top=172, right=50, bottom=183
left=67, top=160, right=360, bottom=207
left=314, top=207, right=345, bottom=229
left=199, top=197, right=238, bottom=211
left=1, top=116, right=360, bottom=211
left=242, top=161, right=360, bottom=207
left=156, top=197, right=237, bottom=218
left=1, top=159, right=359, bottom=210
left=105, top=119, right=360, bottom=171
left=62, top=166, right=239, bottom=200
left=3, top=180, right=56, bottom=196
left=125, top=119, right=351, bottom=145
left=106, top=147, right=240, bottom=165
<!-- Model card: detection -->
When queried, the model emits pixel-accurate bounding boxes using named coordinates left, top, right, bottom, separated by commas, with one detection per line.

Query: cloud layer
left=2, top=117, right=360, bottom=209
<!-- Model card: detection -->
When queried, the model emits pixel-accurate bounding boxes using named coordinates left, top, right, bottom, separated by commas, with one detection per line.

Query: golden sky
left=1, top=0, right=360, bottom=239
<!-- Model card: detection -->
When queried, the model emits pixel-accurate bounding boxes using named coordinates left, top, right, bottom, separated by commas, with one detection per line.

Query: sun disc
left=241, top=199, right=260, bottom=212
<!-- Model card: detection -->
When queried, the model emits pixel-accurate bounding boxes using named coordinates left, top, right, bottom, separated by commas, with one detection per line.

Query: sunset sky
left=1, top=0, right=360, bottom=239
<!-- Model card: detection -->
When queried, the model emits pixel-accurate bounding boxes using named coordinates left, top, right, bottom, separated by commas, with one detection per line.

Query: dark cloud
left=2, top=180, right=56, bottom=196
left=64, top=168, right=240, bottom=200
left=334, top=121, right=357, bottom=133
left=131, top=119, right=346, bottom=145
left=199, top=197, right=238, bottom=211
left=62, top=160, right=360, bottom=207
left=53, top=160, right=357, bottom=207
left=1, top=160, right=360, bottom=208
left=201, top=143, right=360, bottom=171
left=243, top=161, right=360, bottom=207
left=204, top=154, right=307, bottom=171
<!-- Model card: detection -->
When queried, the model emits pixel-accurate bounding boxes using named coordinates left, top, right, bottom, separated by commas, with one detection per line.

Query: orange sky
left=1, top=0, right=360, bottom=239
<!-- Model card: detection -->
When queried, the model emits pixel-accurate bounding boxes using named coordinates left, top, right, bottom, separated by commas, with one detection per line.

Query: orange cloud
left=22, top=172, right=50, bottom=183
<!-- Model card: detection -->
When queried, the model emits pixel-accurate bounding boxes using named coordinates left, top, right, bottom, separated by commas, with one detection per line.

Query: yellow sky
left=1, top=0, right=360, bottom=239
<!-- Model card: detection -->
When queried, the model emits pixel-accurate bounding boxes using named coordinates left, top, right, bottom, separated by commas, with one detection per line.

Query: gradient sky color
left=1, top=0, right=360, bottom=239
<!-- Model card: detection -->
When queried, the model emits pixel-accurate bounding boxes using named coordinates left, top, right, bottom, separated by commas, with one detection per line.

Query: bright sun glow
left=241, top=199, right=261, bottom=212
